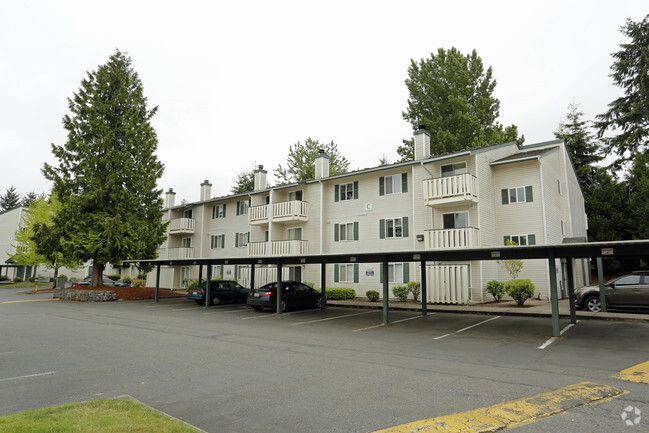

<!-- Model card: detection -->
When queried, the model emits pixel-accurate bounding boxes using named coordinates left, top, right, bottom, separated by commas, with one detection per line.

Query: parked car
left=72, top=275, right=129, bottom=287
left=574, top=271, right=649, bottom=312
left=186, top=280, right=250, bottom=305
left=247, top=281, right=322, bottom=312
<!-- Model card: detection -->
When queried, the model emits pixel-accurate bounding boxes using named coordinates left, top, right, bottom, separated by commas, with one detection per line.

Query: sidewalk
left=327, top=298, right=649, bottom=323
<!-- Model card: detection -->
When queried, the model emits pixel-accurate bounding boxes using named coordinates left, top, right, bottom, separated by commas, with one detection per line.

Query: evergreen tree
left=554, top=102, right=603, bottom=188
left=275, top=138, right=349, bottom=184
left=40, top=50, right=167, bottom=287
left=595, top=14, right=649, bottom=170
left=400, top=47, right=522, bottom=160
left=627, top=153, right=649, bottom=240
left=21, top=192, right=38, bottom=207
left=0, top=186, right=21, bottom=210
left=231, top=165, right=256, bottom=194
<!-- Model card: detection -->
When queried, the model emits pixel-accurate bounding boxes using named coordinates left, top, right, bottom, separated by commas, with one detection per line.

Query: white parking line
left=433, top=316, right=501, bottom=340
left=0, top=351, right=16, bottom=355
left=171, top=306, right=206, bottom=311
left=0, top=371, right=56, bottom=382
left=538, top=322, right=578, bottom=349
left=202, top=307, right=252, bottom=314
left=292, top=310, right=377, bottom=325
left=144, top=303, right=188, bottom=308
left=352, top=314, right=428, bottom=332
left=241, top=313, right=277, bottom=320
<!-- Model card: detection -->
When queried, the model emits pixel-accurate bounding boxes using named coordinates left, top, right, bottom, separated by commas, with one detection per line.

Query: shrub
left=137, top=273, right=147, bottom=279
left=407, top=282, right=421, bottom=302
left=58, top=274, right=67, bottom=281
left=13, top=277, right=23, bottom=283
left=184, top=278, right=200, bottom=289
left=366, top=290, right=380, bottom=302
left=120, top=276, right=133, bottom=286
left=325, top=288, right=356, bottom=300
left=107, top=274, right=121, bottom=282
left=392, top=285, right=409, bottom=301
left=486, top=280, right=505, bottom=302
left=132, top=278, right=146, bottom=287
left=0, top=275, right=8, bottom=281
left=505, top=279, right=535, bottom=306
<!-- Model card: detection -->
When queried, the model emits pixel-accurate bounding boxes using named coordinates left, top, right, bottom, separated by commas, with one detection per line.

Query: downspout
left=268, top=189, right=273, bottom=256
left=319, top=180, right=324, bottom=255
left=539, top=160, right=552, bottom=300
left=200, top=203, right=205, bottom=259
left=411, top=165, right=416, bottom=251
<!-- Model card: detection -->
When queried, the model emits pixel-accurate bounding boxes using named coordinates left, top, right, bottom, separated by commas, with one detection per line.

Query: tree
left=0, top=186, right=21, bottom=210
left=554, top=102, right=603, bottom=188
left=275, top=138, right=349, bottom=184
left=12, top=194, right=78, bottom=287
left=595, top=14, right=649, bottom=170
left=21, top=192, right=38, bottom=207
left=400, top=47, right=522, bottom=160
left=231, top=165, right=255, bottom=194
left=40, top=50, right=167, bottom=287
left=627, top=153, right=649, bottom=240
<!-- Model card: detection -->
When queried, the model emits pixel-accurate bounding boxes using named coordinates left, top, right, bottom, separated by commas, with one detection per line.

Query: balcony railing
left=168, top=218, right=195, bottom=234
left=249, top=200, right=309, bottom=224
left=158, top=247, right=195, bottom=259
left=424, top=227, right=480, bottom=249
left=423, top=173, right=478, bottom=207
left=248, top=240, right=309, bottom=256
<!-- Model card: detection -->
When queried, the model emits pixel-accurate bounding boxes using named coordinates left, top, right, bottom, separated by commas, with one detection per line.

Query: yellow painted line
left=614, top=360, right=649, bottom=384
left=372, top=382, right=625, bottom=433
left=1, top=298, right=60, bottom=304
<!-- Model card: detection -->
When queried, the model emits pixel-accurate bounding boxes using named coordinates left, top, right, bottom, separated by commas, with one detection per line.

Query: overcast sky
left=1, top=1, right=646, bottom=204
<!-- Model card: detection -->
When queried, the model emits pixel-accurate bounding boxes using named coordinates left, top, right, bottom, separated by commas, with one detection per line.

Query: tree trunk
left=91, top=260, right=105, bottom=287
left=53, top=267, right=59, bottom=288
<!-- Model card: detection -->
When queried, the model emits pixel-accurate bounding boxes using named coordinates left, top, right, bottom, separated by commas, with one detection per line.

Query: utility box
left=56, top=276, right=67, bottom=288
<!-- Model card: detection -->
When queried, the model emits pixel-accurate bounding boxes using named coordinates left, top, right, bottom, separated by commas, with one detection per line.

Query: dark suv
left=574, top=271, right=649, bottom=312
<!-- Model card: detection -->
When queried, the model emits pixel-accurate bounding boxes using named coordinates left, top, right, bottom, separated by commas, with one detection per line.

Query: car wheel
left=211, top=297, right=220, bottom=306
left=584, top=296, right=601, bottom=313
left=280, top=300, right=287, bottom=312
left=314, top=296, right=322, bottom=309
left=253, top=306, right=264, bottom=311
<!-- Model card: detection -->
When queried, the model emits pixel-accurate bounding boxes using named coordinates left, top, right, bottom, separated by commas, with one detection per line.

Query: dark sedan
left=73, top=275, right=129, bottom=287
left=186, top=280, right=250, bottom=305
left=574, top=271, right=649, bottom=312
left=247, top=281, right=322, bottom=312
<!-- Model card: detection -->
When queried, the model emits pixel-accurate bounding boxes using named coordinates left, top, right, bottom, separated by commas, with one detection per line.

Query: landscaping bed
left=50, top=286, right=185, bottom=301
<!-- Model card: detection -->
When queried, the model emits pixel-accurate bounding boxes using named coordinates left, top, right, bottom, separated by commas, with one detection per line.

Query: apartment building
left=156, top=130, right=589, bottom=303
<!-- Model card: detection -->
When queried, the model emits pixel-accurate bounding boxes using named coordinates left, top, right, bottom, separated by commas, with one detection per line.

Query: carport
left=128, top=240, right=649, bottom=337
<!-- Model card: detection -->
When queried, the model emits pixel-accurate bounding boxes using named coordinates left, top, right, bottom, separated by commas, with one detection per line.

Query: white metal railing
left=272, top=200, right=308, bottom=221
left=165, top=247, right=194, bottom=259
left=424, top=227, right=480, bottom=249
left=426, top=264, right=470, bottom=304
left=168, top=218, right=195, bottom=233
left=249, top=205, right=269, bottom=223
left=247, top=240, right=308, bottom=256
left=423, top=173, right=478, bottom=204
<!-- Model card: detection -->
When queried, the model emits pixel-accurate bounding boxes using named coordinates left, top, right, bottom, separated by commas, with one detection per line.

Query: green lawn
left=0, top=399, right=203, bottom=433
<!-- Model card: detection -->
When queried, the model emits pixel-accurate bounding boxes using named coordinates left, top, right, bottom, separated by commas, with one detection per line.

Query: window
left=235, top=232, right=249, bottom=247
left=334, top=263, right=359, bottom=283
left=561, top=220, right=566, bottom=236
left=557, top=179, right=563, bottom=196
left=379, top=173, right=408, bottom=196
left=441, top=162, right=467, bottom=177
left=504, top=234, right=536, bottom=246
left=183, top=209, right=193, bottom=218
left=211, top=265, right=224, bottom=279
left=181, top=237, right=192, bottom=248
left=288, top=190, right=303, bottom=201
left=236, top=200, right=249, bottom=215
left=335, top=181, right=358, bottom=202
left=388, top=263, right=403, bottom=283
left=212, top=204, right=226, bottom=219
left=288, top=266, right=302, bottom=282
left=614, top=275, right=641, bottom=285
left=335, top=222, right=359, bottom=241
left=379, top=217, right=409, bottom=239
left=287, top=227, right=302, bottom=240
left=501, top=186, right=533, bottom=204
left=442, top=212, right=469, bottom=229
left=210, top=234, right=225, bottom=249
left=264, top=230, right=269, bottom=242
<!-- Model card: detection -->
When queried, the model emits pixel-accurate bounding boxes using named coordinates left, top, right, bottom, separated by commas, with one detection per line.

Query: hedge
left=325, top=288, right=356, bottom=300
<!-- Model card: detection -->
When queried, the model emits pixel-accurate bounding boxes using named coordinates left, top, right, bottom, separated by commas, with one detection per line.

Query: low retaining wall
left=54, top=288, right=117, bottom=302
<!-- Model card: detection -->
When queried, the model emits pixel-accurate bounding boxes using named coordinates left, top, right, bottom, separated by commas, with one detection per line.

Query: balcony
left=248, top=240, right=309, bottom=256
left=249, top=200, right=309, bottom=225
left=423, top=173, right=478, bottom=207
left=424, top=227, right=480, bottom=249
left=158, top=247, right=195, bottom=259
left=168, top=218, right=195, bottom=234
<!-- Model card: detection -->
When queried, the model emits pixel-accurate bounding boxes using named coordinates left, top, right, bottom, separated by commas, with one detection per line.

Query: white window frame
left=212, top=204, right=225, bottom=219
left=508, top=234, right=529, bottom=246
left=385, top=218, right=403, bottom=238
left=210, top=234, right=225, bottom=249
left=339, top=182, right=355, bottom=201
left=288, top=190, right=303, bottom=201
left=385, top=174, right=402, bottom=195
left=237, top=200, right=249, bottom=215
left=508, top=186, right=526, bottom=204
left=388, top=263, right=403, bottom=283
left=183, top=209, right=193, bottom=218
left=339, top=222, right=354, bottom=241
left=236, top=232, right=249, bottom=247
left=181, top=237, right=192, bottom=248
left=339, top=263, right=355, bottom=282
left=287, top=227, right=302, bottom=241
left=442, top=212, right=469, bottom=229
left=441, top=162, right=467, bottom=177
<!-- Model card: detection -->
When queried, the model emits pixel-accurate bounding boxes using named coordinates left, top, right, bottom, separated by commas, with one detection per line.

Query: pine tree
left=21, top=192, right=38, bottom=207
left=0, top=186, right=21, bottom=210
left=231, top=165, right=256, bottom=194
left=40, top=50, right=167, bottom=287
left=275, top=138, right=349, bottom=184
left=627, top=153, right=649, bottom=240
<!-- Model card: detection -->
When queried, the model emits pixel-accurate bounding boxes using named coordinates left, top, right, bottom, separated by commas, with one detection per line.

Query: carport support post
left=548, top=254, right=561, bottom=337
left=420, top=260, right=427, bottom=317
left=155, top=264, right=161, bottom=303
left=382, top=259, right=389, bottom=324
left=276, top=261, right=283, bottom=314
left=596, top=257, right=607, bottom=313
left=250, top=263, right=255, bottom=290
left=198, top=265, right=203, bottom=284
left=566, top=259, right=577, bottom=324
left=205, top=265, right=212, bottom=308
left=320, top=262, right=326, bottom=310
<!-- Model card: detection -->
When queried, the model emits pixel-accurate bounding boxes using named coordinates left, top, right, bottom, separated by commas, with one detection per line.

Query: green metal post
left=320, top=262, right=326, bottom=310
left=205, top=264, right=212, bottom=308
left=566, top=259, right=577, bottom=325
left=155, top=264, right=161, bottom=303
left=198, top=265, right=203, bottom=285
left=581, top=258, right=588, bottom=287
left=420, top=260, right=427, bottom=317
left=250, top=263, right=255, bottom=290
left=548, top=254, right=561, bottom=337
left=276, top=262, right=283, bottom=314
left=596, top=257, right=607, bottom=313
left=382, top=259, right=389, bottom=324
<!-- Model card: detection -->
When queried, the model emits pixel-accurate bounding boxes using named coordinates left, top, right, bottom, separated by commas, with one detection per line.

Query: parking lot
left=2, top=287, right=649, bottom=432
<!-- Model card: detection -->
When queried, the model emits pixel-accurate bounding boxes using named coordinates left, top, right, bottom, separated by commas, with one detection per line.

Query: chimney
left=253, top=165, right=267, bottom=191
left=314, top=149, right=330, bottom=179
left=414, top=125, right=430, bottom=160
left=200, top=180, right=212, bottom=201
left=165, top=188, right=176, bottom=208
